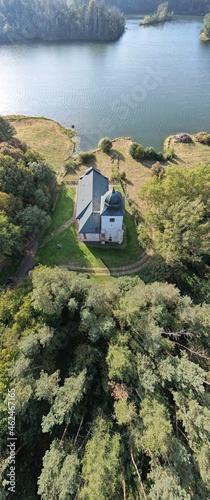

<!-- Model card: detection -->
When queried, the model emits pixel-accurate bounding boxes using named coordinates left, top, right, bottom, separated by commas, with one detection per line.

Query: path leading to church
left=16, top=210, right=151, bottom=284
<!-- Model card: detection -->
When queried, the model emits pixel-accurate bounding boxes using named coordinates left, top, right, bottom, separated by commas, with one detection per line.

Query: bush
left=129, top=142, right=144, bottom=160
left=64, top=159, right=79, bottom=173
left=164, top=147, right=174, bottom=160
left=129, top=143, right=165, bottom=162
left=78, top=151, right=96, bottom=164
left=143, top=147, right=160, bottom=161
left=151, top=162, right=165, bottom=179
left=120, top=171, right=126, bottom=181
left=174, top=133, right=193, bottom=144
left=110, top=168, right=119, bottom=182
left=98, top=137, right=112, bottom=153
left=195, top=132, right=210, bottom=145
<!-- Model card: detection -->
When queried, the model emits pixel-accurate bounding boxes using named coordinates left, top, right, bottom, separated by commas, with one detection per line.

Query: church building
left=76, top=166, right=125, bottom=244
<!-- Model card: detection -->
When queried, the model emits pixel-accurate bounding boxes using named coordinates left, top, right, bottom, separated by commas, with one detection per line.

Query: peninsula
left=140, top=2, right=173, bottom=26
left=200, top=13, right=210, bottom=41
left=1, top=115, right=210, bottom=500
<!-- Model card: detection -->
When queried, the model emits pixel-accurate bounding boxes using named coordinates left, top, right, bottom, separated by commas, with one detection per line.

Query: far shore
left=139, top=17, right=172, bottom=26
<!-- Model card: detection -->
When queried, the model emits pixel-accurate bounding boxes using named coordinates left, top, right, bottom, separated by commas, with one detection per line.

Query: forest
left=0, top=0, right=125, bottom=43
left=0, top=268, right=210, bottom=499
left=0, top=117, right=57, bottom=274
left=0, top=264, right=209, bottom=499
left=140, top=3, right=173, bottom=26
left=106, top=0, right=210, bottom=15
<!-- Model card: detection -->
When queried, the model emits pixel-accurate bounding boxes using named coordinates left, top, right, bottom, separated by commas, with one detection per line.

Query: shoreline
left=140, top=17, right=173, bottom=26
left=200, top=30, right=210, bottom=41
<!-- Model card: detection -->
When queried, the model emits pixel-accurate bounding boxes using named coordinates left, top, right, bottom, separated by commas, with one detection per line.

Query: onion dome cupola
left=101, top=188, right=125, bottom=216
left=105, top=188, right=123, bottom=210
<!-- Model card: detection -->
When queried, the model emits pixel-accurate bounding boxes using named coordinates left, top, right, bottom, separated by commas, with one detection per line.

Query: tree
left=0, top=155, right=34, bottom=200
left=79, top=417, right=121, bottom=500
left=37, top=440, right=79, bottom=500
left=0, top=116, right=15, bottom=143
left=31, top=266, right=74, bottom=315
left=204, top=13, right=210, bottom=37
left=0, top=191, right=22, bottom=217
left=41, top=370, right=86, bottom=433
left=154, top=197, right=210, bottom=265
left=129, top=141, right=144, bottom=160
left=98, top=137, right=112, bottom=153
left=148, top=464, right=191, bottom=500
left=106, top=341, right=134, bottom=383
left=140, top=165, right=210, bottom=266
left=140, top=397, right=172, bottom=457
left=16, top=205, right=51, bottom=235
left=0, top=210, right=23, bottom=265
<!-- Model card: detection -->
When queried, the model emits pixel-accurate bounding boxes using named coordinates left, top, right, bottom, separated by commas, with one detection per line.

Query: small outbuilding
left=76, top=166, right=125, bottom=244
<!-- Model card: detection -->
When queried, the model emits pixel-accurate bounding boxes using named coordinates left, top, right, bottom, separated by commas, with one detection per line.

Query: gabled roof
left=76, top=167, right=109, bottom=233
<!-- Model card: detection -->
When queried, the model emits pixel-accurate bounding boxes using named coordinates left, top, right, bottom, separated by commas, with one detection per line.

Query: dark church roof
left=101, top=188, right=125, bottom=217
left=76, top=167, right=109, bottom=234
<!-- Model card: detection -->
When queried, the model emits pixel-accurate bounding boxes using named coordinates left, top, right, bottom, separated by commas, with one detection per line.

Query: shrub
left=157, top=151, right=165, bottom=161
left=64, top=159, right=79, bottom=173
left=98, top=137, right=112, bottom=153
left=110, top=168, right=119, bottom=182
left=144, top=147, right=159, bottom=161
left=151, top=162, right=165, bottom=179
left=120, top=171, right=126, bottom=181
left=174, top=133, right=193, bottom=143
left=164, top=147, right=174, bottom=160
left=129, top=142, right=144, bottom=160
left=78, top=151, right=96, bottom=164
left=195, top=132, right=210, bottom=145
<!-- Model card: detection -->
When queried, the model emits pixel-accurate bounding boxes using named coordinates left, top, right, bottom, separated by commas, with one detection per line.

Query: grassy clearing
left=36, top=224, right=107, bottom=268
left=36, top=209, right=142, bottom=269
left=164, top=134, right=210, bottom=169
left=7, top=115, right=75, bottom=170
left=64, top=137, right=153, bottom=209
left=43, top=185, right=75, bottom=237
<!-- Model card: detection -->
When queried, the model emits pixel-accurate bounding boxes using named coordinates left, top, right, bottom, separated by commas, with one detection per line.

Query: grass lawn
left=36, top=224, right=107, bottom=269
left=164, top=134, right=210, bottom=169
left=43, top=185, right=75, bottom=238
left=7, top=115, right=75, bottom=170
left=36, top=210, right=142, bottom=269
left=64, top=137, right=153, bottom=210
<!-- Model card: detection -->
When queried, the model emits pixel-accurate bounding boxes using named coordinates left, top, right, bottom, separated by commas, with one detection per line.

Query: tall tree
left=0, top=116, right=15, bottom=143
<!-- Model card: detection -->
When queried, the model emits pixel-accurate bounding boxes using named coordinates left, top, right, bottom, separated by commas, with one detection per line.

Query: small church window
left=110, top=218, right=115, bottom=222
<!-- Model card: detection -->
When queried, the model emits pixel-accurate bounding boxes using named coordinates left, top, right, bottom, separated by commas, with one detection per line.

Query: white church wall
left=81, top=233, right=100, bottom=242
left=101, top=215, right=123, bottom=242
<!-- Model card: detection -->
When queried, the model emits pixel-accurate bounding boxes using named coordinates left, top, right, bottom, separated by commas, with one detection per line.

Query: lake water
left=0, top=16, right=209, bottom=151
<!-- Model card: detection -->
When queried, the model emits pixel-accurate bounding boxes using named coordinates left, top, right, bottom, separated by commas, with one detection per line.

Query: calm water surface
left=0, top=16, right=209, bottom=151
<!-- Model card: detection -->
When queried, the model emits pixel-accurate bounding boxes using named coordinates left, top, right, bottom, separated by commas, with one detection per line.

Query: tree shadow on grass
left=109, top=149, right=125, bottom=162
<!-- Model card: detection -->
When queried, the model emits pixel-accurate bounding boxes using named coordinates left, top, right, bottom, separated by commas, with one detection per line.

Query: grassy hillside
left=7, top=115, right=75, bottom=170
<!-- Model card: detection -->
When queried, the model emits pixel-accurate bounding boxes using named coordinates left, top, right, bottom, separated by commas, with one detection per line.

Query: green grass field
left=36, top=210, right=142, bottom=270
left=43, top=185, right=75, bottom=238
